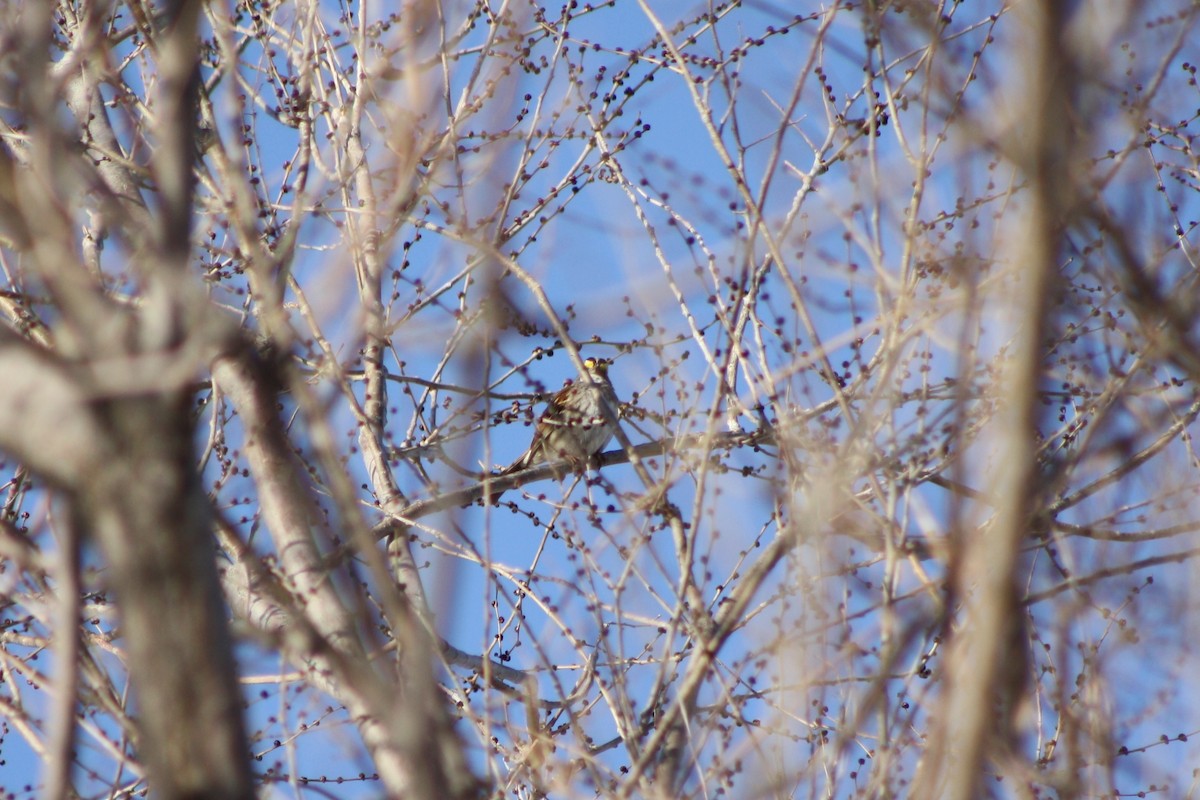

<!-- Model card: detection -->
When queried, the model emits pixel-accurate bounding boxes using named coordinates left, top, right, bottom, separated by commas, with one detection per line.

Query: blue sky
left=5, top=1, right=1200, bottom=797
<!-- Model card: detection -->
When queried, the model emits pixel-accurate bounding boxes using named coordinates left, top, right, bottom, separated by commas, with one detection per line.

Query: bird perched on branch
left=501, top=357, right=620, bottom=476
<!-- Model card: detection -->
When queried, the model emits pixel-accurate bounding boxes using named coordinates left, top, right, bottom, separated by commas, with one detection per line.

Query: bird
left=500, top=357, right=620, bottom=477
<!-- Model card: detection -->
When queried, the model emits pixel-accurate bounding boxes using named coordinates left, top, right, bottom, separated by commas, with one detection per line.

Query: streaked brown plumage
left=501, top=357, right=620, bottom=475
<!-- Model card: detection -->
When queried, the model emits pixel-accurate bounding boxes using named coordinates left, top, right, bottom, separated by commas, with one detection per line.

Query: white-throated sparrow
left=501, top=357, right=620, bottom=476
